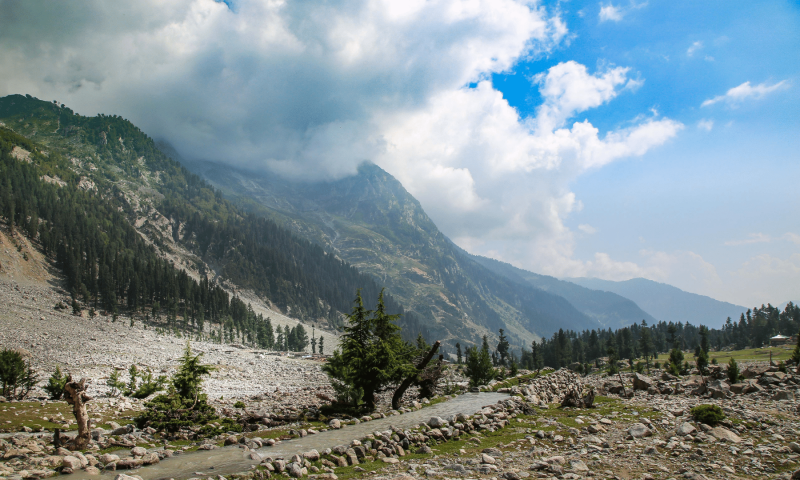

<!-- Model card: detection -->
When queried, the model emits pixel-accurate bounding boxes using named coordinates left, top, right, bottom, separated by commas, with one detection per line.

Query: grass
left=652, top=345, right=794, bottom=364
left=0, top=401, right=140, bottom=433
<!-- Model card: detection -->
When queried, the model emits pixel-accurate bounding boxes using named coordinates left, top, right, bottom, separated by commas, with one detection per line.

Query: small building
left=769, top=334, right=792, bottom=346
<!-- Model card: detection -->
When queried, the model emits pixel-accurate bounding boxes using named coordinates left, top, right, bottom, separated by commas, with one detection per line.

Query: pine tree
left=496, top=329, right=510, bottom=367
left=464, top=336, right=496, bottom=387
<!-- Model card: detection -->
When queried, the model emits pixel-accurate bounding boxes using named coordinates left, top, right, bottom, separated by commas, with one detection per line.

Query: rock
left=632, top=373, right=653, bottom=391
left=130, top=446, right=147, bottom=457
left=303, top=450, right=320, bottom=462
left=287, top=462, right=304, bottom=478
left=113, top=475, right=142, bottom=480
left=772, top=390, right=795, bottom=401
left=381, top=457, right=399, bottom=464
left=224, top=435, right=239, bottom=446
left=677, top=422, right=696, bottom=436
left=62, top=456, right=82, bottom=470
left=789, top=442, right=800, bottom=454
left=273, top=460, right=286, bottom=473
left=115, top=458, right=144, bottom=469
left=482, top=447, right=502, bottom=456
left=141, top=453, right=160, bottom=465
left=428, top=416, right=447, bottom=428
left=708, top=427, right=741, bottom=443
left=628, top=423, right=652, bottom=438
left=569, top=459, right=589, bottom=472
left=481, top=453, right=496, bottom=464
left=415, top=445, right=432, bottom=454
left=84, top=466, right=101, bottom=475
left=328, top=419, right=341, bottom=429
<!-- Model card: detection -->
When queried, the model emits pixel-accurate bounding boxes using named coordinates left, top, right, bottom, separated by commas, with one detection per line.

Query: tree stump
left=63, top=376, right=92, bottom=450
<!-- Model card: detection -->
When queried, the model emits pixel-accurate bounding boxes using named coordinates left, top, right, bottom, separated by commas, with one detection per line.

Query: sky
left=0, top=0, right=798, bottom=307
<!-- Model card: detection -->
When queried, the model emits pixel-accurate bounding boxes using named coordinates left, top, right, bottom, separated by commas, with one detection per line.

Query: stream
left=73, top=392, right=508, bottom=480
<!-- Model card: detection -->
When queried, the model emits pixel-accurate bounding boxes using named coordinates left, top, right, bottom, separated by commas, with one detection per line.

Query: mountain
left=466, top=255, right=657, bottom=328
left=0, top=94, right=421, bottom=344
left=566, top=277, right=747, bottom=327
left=182, top=157, right=617, bottom=349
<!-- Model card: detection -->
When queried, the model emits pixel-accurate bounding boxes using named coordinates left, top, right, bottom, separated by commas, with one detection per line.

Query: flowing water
left=73, top=393, right=508, bottom=480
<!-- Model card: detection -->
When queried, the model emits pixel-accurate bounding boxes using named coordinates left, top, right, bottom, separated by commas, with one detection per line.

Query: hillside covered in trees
left=0, top=94, right=426, bottom=345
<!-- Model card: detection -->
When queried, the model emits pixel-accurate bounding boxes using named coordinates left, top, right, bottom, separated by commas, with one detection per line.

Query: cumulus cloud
left=702, top=80, right=789, bottom=107
left=725, top=232, right=800, bottom=246
left=0, top=0, right=682, bottom=289
left=578, top=224, right=597, bottom=234
left=697, top=119, right=714, bottom=131
left=599, top=3, right=623, bottom=22
left=687, top=41, right=703, bottom=57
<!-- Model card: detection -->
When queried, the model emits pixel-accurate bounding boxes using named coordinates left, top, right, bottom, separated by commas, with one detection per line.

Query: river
left=71, top=392, right=508, bottom=480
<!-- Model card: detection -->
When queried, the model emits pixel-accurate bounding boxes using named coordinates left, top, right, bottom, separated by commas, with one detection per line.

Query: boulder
left=772, top=390, right=795, bottom=401
left=287, top=462, right=304, bottom=478
left=130, top=447, right=147, bottom=457
left=62, top=456, right=83, bottom=470
left=303, top=449, right=320, bottom=462
left=328, top=419, right=341, bottom=429
left=708, top=427, right=741, bottom=443
left=428, top=417, right=447, bottom=428
left=627, top=423, right=652, bottom=438
left=632, top=373, right=653, bottom=391
left=481, top=453, right=496, bottom=464
left=676, top=422, right=696, bottom=436
left=116, top=458, right=144, bottom=469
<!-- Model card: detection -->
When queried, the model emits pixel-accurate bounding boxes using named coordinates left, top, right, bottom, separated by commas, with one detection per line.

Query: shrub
left=234, top=400, right=246, bottom=409
left=43, top=366, right=67, bottom=400
left=0, top=349, right=37, bottom=400
left=634, top=362, right=645, bottom=373
left=106, top=368, right=124, bottom=397
left=726, top=357, right=741, bottom=384
left=690, top=404, right=725, bottom=425
left=653, top=361, right=661, bottom=370
left=777, top=361, right=787, bottom=373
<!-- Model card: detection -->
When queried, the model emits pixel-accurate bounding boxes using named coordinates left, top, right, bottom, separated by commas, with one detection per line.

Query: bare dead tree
left=63, top=376, right=92, bottom=450
left=391, top=340, right=440, bottom=410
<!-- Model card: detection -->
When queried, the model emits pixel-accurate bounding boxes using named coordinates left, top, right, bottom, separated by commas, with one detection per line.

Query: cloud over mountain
left=0, top=0, right=682, bottom=285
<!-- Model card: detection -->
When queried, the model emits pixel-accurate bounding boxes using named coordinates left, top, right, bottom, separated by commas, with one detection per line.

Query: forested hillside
left=0, top=94, right=424, bottom=342
left=185, top=158, right=603, bottom=351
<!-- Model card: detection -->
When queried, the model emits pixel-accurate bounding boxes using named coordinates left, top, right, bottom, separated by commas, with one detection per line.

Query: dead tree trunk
left=391, top=340, right=440, bottom=410
left=63, top=376, right=92, bottom=451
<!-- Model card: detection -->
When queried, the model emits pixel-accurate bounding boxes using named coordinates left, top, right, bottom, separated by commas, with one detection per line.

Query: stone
left=789, top=442, right=800, bottom=454
left=115, top=458, right=144, bottom=469
left=481, top=453, right=496, bottom=464
left=415, top=446, right=432, bottom=455
left=772, top=390, right=795, bottom=401
left=224, top=435, right=239, bottom=446
left=482, top=448, right=502, bottom=456
left=328, top=419, right=341, bottom=429
left=569, top=459, right=589, bottom=472
left=633, top=373, right=653, bottom=391
left=130, top=447, right=147, bottom=457
left=303, top=450, right=320, bottom=462
left=62, top=456, right=82, bottom=470
left=287, top=462, right=304, bottom=478
left=381, top=457, right=399, bottom=464
left=428, top=416, right=448, bottom=428
left=141, top=453, right=160, bottom=465
left=113, top=475, right=142, bottom=480
left=677, top=422, right=696, bottom=436
left=84, top=466, right=101, bottom=475
left=628, top=423, right=652, bottom=438
left=273, top=460, right=286, bottom=473
left=708, top=427, right=741, bottom=443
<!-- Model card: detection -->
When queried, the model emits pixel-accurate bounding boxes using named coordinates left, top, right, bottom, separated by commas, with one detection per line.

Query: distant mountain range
left=566, top=277, right=748, bottom=328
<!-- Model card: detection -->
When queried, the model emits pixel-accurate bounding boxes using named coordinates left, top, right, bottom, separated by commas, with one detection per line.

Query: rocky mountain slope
left=184, top=158, right=609, bottom=350
left=467, top=254, right=657, bottom=329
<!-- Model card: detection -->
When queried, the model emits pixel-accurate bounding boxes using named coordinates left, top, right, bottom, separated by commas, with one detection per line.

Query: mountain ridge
left=566, top=277, right=748, bottom=328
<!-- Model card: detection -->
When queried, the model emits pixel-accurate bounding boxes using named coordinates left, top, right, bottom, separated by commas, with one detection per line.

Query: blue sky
left=0, top=0, right=797, bottom=307
left=490, top=0, right=800, bottom=306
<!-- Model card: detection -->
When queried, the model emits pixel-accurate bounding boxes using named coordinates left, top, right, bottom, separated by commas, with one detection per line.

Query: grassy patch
left=491, top=371, right=552, bottom=391
left=0, top=401, right=140, bottom=433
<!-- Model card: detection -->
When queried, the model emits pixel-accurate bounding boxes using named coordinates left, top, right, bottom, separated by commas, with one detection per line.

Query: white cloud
left=724, top=233, right=772, bottom=246
left=599, top=3, right=623, bottom=22
left=578, top=224, right=597, bottom=234
left=687, top=41, right=703, bottom=57
left=0, top=0, right=684, bottom=299
left=697, top=119, right=714, bottom=131
left=702, top=80, right=789, bottom=107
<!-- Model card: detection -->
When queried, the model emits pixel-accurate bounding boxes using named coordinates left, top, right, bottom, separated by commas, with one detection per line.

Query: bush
left=0, top=349, right=37, bottom=400
left=106, top=368, right=124, bottom=397
left=653, top=361, right=661, bottom=369
left=726, top=357, right=741, bottom=384
left=634, top=362, right=645, bottom=373
left=43, top=366, right=67, bottom=400
left=234, top=401, right=246, bottom=409
left=778, top=361, right=787, bottom=373
left=690, top=404, right=725, bottom=425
